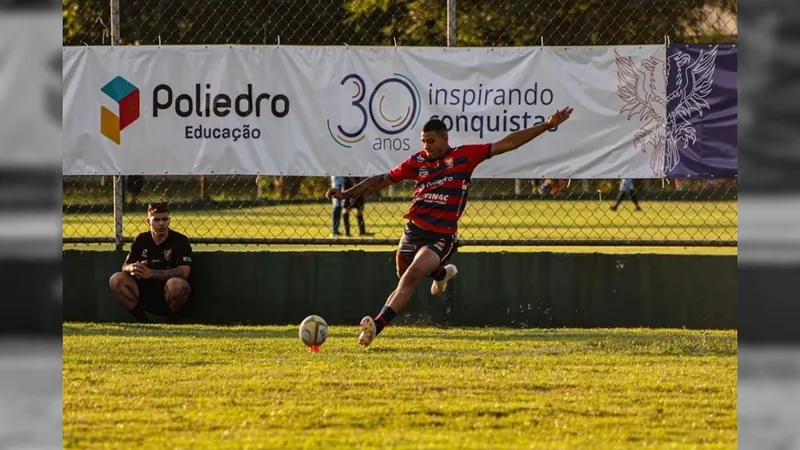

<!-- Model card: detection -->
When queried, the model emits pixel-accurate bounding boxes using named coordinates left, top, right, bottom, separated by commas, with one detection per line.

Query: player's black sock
left=127, top=303, right=150, bottom=323
left=374, top=306, right=397, bottom=335
left=332, top=206, right=342, bottom=234
left=343, top=212, right=351, bottom=236
left=357, top=214, right=367, bottom=235
left=429, top=266, right=447, bottom=281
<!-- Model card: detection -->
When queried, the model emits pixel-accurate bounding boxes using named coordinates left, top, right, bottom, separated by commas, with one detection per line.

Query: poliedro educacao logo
left=100, top=76, right=140, bottom=145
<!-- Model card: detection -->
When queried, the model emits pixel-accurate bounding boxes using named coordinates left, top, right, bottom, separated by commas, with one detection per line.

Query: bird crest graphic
left=614, top=46, right=718, bottom=177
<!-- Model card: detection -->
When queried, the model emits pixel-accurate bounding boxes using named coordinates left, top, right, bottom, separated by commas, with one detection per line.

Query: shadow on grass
left=381, top=328, right=734, bottom=342
left=62, top=323, right=736, bottom=349
left=62, top=323, right=298, bottom=339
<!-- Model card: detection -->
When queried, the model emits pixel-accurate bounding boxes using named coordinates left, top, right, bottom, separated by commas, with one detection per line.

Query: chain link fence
left=63, top=175, right=737, bottom=246
left=62, top=0, right=738, bottom=248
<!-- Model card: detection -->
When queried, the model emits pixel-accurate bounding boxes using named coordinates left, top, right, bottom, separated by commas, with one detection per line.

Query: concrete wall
left=63, top=250, right=737, bottom=329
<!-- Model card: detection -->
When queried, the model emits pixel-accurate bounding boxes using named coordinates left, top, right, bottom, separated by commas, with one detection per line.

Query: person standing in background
left=330, top=176, right=346, bottom=236
left=610, top=178, right=642, bottom=211
left=125, top=175, right=144, bottom=207
left=342, top=176, right=372, bottom=237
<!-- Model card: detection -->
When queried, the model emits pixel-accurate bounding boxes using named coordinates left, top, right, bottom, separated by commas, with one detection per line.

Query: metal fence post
left=111, top=0, right=124, bottom=250
left=447, top=0, right=456, bottom=47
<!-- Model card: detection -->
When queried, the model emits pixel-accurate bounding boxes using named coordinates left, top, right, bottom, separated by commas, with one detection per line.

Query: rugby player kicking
left=326, top=107, right=574, bottom=346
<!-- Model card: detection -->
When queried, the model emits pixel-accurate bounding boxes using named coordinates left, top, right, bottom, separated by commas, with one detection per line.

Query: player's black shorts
left=396, top=221, right=458, bottom=265
left=136, top=280, right=171, bottom=315
left=136, top=279, right=193, bottom=316
left=344, top=196, right=364, bottom=210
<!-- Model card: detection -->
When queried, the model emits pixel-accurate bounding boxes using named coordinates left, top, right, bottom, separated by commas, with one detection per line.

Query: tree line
left=64, top=0, right=736, bottom=46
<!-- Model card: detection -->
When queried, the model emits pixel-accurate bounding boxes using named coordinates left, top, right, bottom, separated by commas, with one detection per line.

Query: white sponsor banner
left=63, top=45, right=666, bottom=177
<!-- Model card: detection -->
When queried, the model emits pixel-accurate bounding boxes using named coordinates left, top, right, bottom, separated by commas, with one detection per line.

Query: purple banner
left=666, top=44, right=737, bottom=178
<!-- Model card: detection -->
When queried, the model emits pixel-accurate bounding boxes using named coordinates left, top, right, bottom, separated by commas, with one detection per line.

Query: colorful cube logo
left=100, top=76, right=140, bottom=144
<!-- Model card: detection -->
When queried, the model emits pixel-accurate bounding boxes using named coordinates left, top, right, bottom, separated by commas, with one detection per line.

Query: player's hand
left=546, top=107, right=573, bottom=128
left=126, top=262, right=140, bottom=277
left=131, top=262, right=152, bottom=279
left=325, top=188, right=345, bottom=200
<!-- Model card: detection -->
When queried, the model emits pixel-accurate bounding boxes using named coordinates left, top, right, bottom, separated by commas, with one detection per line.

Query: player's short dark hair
left=147, top=202, right=169, bottom=215
left=422, top=119, right=448, bottom=134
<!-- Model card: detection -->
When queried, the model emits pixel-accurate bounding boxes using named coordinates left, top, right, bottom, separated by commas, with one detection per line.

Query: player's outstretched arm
left=326, top=174, right=394, bottom=200
left=489, top=107, right=573, bottom=157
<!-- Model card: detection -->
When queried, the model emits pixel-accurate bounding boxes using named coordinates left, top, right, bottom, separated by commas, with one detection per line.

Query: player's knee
left=167, top=295, right=188, bottom=312
left=108, top=272, right=130, bottom=292
left=165, top=278, right=190, bottom=312
left=426, top=265, right=443, bottom=279
left=165, top=277, right=190, bottom=299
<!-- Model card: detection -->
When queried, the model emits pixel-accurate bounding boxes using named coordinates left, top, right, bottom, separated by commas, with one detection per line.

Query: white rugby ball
left=299, top=315, right=328, bottom=348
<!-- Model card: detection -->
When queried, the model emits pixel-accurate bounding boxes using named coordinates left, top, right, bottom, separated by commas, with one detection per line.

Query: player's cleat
left=431, top=264, right=458, bottom=296
left=358, top=316, right=377, bottom=347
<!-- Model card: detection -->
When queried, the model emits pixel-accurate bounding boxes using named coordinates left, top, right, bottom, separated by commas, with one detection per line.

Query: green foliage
left=63, top=0, right=350, bottom=45
left=344, top=0, right=737, bottom=46
left=64, top=0, right=737, bottom=46
left=63, top=0, right=108, bottom=45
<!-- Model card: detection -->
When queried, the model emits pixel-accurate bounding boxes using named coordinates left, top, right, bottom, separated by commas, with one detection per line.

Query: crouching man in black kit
left=108, top=203, right=193, bottom=323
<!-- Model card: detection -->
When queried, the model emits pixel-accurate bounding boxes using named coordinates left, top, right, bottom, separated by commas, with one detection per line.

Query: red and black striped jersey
left=388, top=143, right=492, bottom=235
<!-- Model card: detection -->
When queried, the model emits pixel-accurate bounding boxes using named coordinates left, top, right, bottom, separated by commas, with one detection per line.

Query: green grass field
left=62, top=324, right=737, bottom=449
left=63, top=199, right=737, bottom=249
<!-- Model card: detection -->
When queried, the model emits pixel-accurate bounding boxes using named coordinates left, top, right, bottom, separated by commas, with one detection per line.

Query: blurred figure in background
left=536, top=178, right=566, bottom=196
left=610, top=178, right=642, bottom=211
left=330, top=176, right=346, bottom=236
left=342, top=177, right=372, bottom=237
left=125, top=175, right=144, bottom=206
left=331, top=176, right=372, bottom=237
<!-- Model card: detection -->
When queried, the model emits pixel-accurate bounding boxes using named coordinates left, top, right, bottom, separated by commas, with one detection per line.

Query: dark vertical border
left=0, top=0, right=63, bottom=448
left=738, top=0, right=800, bottom=447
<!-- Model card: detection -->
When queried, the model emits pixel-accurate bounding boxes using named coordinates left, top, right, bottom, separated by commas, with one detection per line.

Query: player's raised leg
left=429, top=238, right=458, bottom=296
left=430, top=264, right=458, bottom=296
left=358, top=247, right=441, bottom=347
